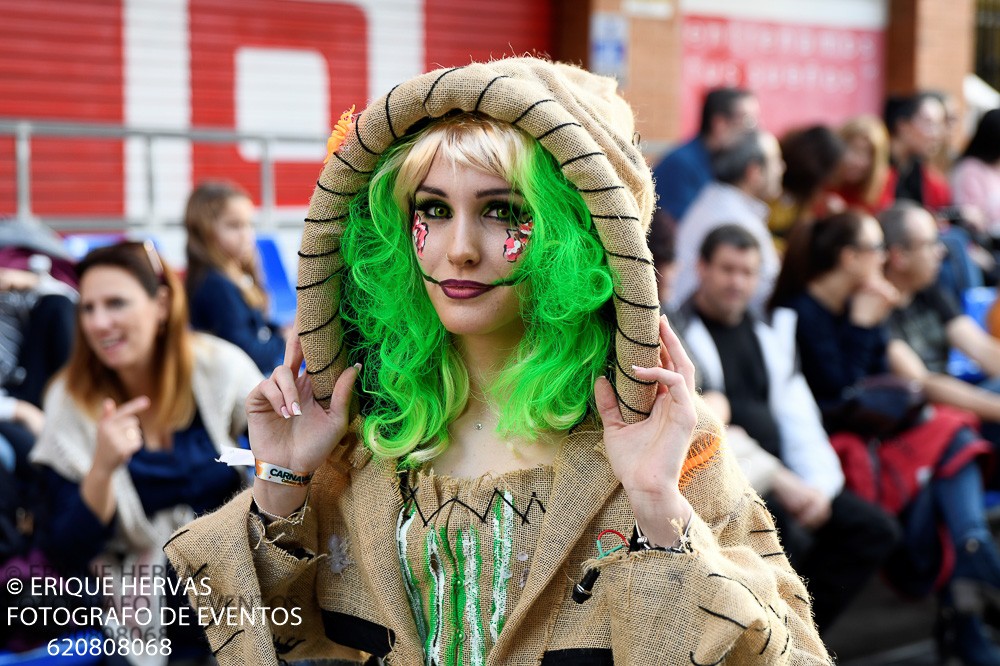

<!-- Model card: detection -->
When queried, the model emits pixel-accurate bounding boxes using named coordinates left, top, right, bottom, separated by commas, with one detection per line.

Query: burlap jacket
left=164, top=426, right=831, bottom=665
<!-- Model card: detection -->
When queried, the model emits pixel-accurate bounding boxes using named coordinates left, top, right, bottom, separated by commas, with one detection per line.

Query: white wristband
left=254, top=460, right=314, bottom=487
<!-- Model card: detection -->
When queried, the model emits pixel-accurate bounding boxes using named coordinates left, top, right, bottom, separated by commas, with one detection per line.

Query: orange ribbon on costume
left=324, top=105, right=356, bottom=164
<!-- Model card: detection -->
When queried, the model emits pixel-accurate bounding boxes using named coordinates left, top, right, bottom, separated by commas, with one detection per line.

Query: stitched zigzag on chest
left=400, top=482, right=547, bottom=527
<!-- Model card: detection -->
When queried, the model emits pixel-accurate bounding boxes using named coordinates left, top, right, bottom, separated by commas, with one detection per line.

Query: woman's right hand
left=81, top=397, right=149, bottom=524
left=92, top=397, right=150, bottom=476
left=247, top=363, right=361, bottom=479
left=850, top=276, right=900, bottom=328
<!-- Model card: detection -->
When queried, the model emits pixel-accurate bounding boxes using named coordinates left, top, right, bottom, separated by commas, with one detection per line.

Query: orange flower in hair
left=324, top=105, right=356, bottom=164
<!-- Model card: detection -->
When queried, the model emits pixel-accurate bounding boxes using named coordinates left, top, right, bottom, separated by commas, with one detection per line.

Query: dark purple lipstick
left=438, top=279, right=495, bottom=299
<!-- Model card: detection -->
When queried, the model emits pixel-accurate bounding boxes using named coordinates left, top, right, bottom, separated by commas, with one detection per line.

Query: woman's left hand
left=595, top=314, right=697, bottom=547
left=0, top=268, right=39, bottom=293
left=12, top=400, right=44, bottom=436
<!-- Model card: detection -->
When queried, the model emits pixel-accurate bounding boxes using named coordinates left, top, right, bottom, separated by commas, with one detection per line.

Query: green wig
left=340, top=114, right=615, bottom=465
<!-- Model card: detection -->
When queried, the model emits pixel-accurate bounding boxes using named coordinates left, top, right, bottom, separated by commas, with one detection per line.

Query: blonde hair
left=839, top=115, right=890, bottom=208
left=343, top=113, right=616, bottom=463
left=389, top=113, right=534, bottom=210
left=63, top=242, right=195, bottom=432
left=183, top=181, right=268, bottom=310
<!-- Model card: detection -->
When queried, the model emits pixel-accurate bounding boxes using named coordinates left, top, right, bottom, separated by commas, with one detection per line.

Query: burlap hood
left=298, top=57, right=660, bottom=423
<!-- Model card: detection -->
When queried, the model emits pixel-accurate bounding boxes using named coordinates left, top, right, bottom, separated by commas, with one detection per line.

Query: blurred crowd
left=0, top=183, right=281, bottom=661
left=653, top=87, right=1000, bottom=663
left=1, top=84, right=1000, bottom=664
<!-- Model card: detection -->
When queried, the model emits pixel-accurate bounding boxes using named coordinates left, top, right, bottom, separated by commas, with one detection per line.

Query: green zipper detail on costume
left=396, top=508, right=428, bottom=647
left=490, top=490, right=514, bottom=642
left=462, top=526, right=485, bottom=666
left=440, top=525, right=465, bottom=666
left=425, top=529, right=444, bottom=666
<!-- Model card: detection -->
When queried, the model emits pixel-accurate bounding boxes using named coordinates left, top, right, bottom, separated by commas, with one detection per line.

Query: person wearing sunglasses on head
left=30, top=241, right=262, bottom=663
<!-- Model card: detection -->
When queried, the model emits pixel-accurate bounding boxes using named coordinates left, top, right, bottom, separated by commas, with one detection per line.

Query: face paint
left=412, top=212, right=429, bottom=258
left=502, top=220, right=533, bottom=262
left=411, top=156, right=528, bottom=342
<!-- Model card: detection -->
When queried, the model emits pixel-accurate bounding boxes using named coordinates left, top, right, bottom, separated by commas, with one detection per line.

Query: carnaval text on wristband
left=254, top=460, right=314, bottom=487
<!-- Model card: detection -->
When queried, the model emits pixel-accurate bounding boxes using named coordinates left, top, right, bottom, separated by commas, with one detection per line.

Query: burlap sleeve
left=164, top=480, right=364, bottom=665
left=596, top=456, right=831, bottom=664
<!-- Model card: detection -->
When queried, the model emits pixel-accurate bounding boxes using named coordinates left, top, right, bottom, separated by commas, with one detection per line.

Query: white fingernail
left=354, top=363, right=362, bottom=371
left=292, top=402, right=302, bottom=416
left=280, top=406, right=291, bottom=419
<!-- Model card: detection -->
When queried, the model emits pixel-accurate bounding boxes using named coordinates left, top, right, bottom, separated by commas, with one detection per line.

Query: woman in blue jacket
left=184, top=181, right=285, bottom=373
left=771, top=210, right=1000, bottom=664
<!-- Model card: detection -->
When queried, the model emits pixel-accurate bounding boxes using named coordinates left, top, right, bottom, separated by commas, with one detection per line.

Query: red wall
left=681, top=15, right=885, bottom=137
left=0, top=0, right=552, bottom=220
left=188, top=0, right=552, bottom=209
left=423, top=0, right=553, bottom=66
left=188, top=0, right=369, bottom=207
left=0, top=0, right=124, bottom=217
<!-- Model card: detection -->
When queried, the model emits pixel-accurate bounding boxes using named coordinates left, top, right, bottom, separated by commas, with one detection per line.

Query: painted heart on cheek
left=412, top=214, right=429, bottom=258
left=503, top=220, right=534, bottom=262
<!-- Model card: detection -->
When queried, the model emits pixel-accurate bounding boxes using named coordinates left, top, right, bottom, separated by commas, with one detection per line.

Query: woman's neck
left=116, top=363, right=155, bottom=403
left=806, top=272, right=855, bottom=315
left=431, top=391, right=560, bottom=478
left=454, top=327, right=523, bottom=394
left=222, top=260, right=248, bottom=283
left=428, top=325, right=559, bottom=478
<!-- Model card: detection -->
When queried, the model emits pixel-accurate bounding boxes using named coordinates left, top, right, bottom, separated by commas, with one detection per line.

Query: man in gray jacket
left=672, top=224, right=899, bottom=633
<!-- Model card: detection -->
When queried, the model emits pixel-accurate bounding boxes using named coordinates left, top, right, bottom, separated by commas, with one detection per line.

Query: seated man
left=671, top=130, right=784, bottom=313
left=651, top=86, right=759, bottom=222
left=673, top=224, right=899, bottom=633
left=880, top=201, right=1000, bottom=445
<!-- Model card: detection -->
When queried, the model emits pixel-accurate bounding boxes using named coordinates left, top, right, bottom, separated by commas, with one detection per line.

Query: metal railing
left=0, top=118, right=325, bottom=231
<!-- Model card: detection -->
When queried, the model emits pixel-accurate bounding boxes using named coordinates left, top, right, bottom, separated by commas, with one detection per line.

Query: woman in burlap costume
left=165, top=58, right=831, bottom=665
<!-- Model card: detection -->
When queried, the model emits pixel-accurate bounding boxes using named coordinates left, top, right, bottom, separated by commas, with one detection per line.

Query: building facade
left=0, top=0, right=977, bottom=268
